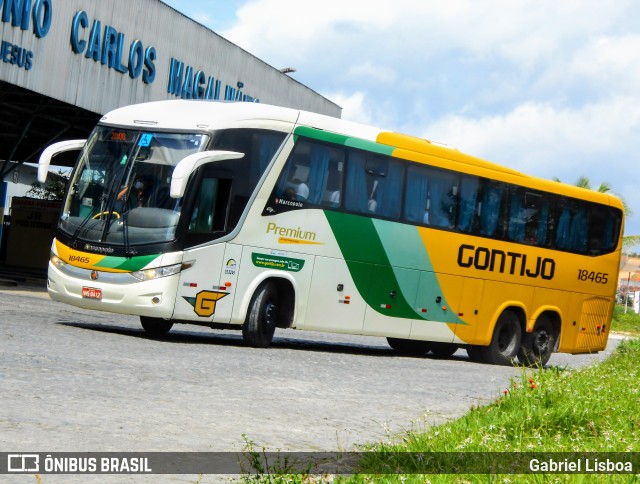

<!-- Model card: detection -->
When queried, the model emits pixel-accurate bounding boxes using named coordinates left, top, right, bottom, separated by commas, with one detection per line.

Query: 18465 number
left=577, top=270, right=608, bottom=284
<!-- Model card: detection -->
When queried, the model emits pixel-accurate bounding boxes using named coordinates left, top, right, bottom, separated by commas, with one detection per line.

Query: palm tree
left=553, top=175, right=631, bottom=216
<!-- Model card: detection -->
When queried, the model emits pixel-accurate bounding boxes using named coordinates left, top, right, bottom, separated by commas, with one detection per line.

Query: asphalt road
left=0, top=284, right=622, bottom=482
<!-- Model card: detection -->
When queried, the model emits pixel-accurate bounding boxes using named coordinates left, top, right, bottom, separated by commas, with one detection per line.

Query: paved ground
left=0, top=283, right=623, bottom=483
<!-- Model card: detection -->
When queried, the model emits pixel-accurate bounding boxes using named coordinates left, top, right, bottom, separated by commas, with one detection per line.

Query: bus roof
left=99, top=100, right=624, bottom=212
left=100, top=100, right=383, bottom=140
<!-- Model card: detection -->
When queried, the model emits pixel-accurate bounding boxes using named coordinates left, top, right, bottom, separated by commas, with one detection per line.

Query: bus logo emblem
left=90, top=270, right=99, bottom=280
left=183, top=290, right=229, bottom=317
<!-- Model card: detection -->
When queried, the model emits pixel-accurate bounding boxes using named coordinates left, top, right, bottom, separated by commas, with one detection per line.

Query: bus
left=38, top=100, right=624, bottom=366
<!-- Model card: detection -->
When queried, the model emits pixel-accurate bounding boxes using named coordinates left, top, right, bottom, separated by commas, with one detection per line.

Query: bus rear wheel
left=480, top=310, right=522, bottom=366
left=243, top=282, right=279, bottom=348
left=140, top=316, right=173, bottom=336
left=517, top=317, right=555, bottom=367
left=387, top=337, right=431, bottom=355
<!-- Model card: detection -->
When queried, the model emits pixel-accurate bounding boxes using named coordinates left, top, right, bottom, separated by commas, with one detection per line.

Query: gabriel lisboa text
left=529, top=457, right=633, bottom=473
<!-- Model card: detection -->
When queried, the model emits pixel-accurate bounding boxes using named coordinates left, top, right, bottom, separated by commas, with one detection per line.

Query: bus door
left=172, top=168, right=239, bottom=323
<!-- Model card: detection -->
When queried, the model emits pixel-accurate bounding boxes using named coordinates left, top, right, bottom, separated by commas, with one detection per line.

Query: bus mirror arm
left=170, top=150, right=244, bottom=198
left=38, top=140, right=86, bottom=183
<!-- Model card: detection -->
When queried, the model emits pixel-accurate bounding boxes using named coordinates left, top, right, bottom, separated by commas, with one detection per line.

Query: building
left=1, top=0, right=340, bottom=198
left=617, top=255, right=640, bottom=313
left=0, top=0, right=340, bottom=266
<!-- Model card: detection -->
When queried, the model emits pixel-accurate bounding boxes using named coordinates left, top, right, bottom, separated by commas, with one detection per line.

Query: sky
left=163, top=0, right=640, bottom=239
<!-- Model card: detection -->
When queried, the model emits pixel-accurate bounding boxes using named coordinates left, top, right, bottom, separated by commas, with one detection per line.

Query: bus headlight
left=131, top=263, right=184, bottom=281
left=50, top=254, right=67, bottom=269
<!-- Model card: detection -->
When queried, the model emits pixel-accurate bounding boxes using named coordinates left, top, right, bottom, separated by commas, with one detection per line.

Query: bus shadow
left=56, top=320, right=471, bottom=361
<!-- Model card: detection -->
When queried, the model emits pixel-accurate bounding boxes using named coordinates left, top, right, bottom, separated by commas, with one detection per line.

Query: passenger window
left=428, top=171, right=457, bottom=228
left=555, top=201, right=588, bottom=252
left=404, top=165, right=429, bottom=224
left=275, top=140, right=345, bottom=206
left=587, top=205, right=620, bottom=255
left=345, top=152, right=403, bottom=218
left=478, top=181, right=505, bottom=236
left=508, top=189, right=550, bottom=245
left=457, top=176, right=479, bottom=232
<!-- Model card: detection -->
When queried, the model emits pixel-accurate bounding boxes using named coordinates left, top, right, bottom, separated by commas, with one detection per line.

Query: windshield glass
left=60, top=127, right=208, bottom=247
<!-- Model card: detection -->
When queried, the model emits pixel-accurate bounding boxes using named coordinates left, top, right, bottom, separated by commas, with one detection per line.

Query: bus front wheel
left=243, top=282, right=279, bottom=348
left=387, top=337, right=431, bottom=355
left=140, top=316, right=173, bottom=336
left=466, top=345, right=484, bottom=362
left=480, top=310, right=522, bottom=366
left=430, top=342, right=458, bottom=358
left=517, top=317, right=555, bottom=367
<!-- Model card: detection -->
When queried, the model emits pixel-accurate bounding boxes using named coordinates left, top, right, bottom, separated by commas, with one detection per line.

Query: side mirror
left=170, top=150, right=244, bottom=198
left=38, top=140, right=86, bottom=183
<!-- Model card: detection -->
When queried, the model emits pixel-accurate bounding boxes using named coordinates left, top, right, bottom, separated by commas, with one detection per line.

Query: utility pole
left=625, top=272, right=631, bottom=314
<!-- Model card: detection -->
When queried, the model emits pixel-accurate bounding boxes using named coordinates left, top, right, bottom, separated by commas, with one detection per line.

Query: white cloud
left=423, top=97, right=640, bottom=229
left=210, top=0, right=640, bottom=234
left=325, top=91, right=373, bottom=125
left=564, top=35, right=640, bottom=95
left=347, top=62, right=397, bottom=85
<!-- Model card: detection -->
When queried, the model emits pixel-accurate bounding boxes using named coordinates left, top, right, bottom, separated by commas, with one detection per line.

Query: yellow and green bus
left=39, top=100, right=624, bottom=366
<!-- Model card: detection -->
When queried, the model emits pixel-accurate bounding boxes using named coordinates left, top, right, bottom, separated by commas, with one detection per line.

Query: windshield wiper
left=68, top=201, right=105, bottom=249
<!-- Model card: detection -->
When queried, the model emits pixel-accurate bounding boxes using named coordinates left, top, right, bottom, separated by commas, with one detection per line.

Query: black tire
left=480, top=310, right=522, bottom=366
left=140, top=316, right=173, bottom=336
left=429, top=342, right=458, bottom=358
left=242, top=282, right=279, bottom=348
left=466, top=345, right=484, bottom=362
left=387, top=337, right=432, bottom=355
left=517, top=317, right=555, bottom=367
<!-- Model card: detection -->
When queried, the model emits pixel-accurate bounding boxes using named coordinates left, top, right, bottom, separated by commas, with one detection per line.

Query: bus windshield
left=60, top=127, right=209, bottom=247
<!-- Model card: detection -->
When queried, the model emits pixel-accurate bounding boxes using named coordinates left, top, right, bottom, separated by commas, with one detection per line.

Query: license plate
left=82, top=287, right=102, bottom=300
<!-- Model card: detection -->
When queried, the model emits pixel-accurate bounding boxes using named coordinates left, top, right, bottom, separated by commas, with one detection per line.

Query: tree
left=553, top=175, right=630, bottom=215
left=26, top=169, right=70, bottom=201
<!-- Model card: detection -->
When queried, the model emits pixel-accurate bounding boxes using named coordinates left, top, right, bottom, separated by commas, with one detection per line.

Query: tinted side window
left=274, top=140, right=345, bottom=207
left=344, top=152, right=404, bottom=218
left=478, top=180, right=506, bottom=237
left=555, top=200, right=588, bottom=252
left=508, top=188, right=550, bottom=246
left=588, top=205, right=622, bottom=254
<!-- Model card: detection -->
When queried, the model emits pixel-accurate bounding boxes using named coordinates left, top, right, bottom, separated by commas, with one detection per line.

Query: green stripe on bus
left=325, top=211, right=464, bottom=324
left=95, top=254, right=160, bottom=272
left=325, top=211, right=425, bottom=320
left=293, top=126, right=394, bottom=156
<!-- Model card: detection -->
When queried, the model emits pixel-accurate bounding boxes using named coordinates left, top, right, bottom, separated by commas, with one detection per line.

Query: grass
left=240, top=337, right=640, bottom=483
left=349, top=340, right=640, bottom=482
left=610, top=304, right=640, bottom=336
